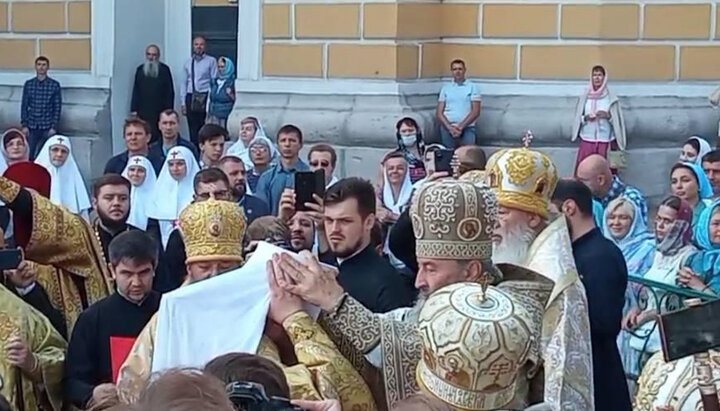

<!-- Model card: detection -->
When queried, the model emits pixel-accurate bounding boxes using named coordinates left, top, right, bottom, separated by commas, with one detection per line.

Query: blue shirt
left=438, top=80, right=481, bottom=124
left=180, top=54, right=218, bottom=97
left=247, top=169, right=265, bottom=194
left=21, top=76, right=62, bottom=130
left=254, top=159, right=310, bottom=215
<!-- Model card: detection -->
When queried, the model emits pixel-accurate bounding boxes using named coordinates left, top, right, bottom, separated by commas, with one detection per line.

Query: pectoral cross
left=521, top=131, right=533, bottom=148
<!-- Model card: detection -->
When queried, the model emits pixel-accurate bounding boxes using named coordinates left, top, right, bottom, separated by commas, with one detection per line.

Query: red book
left=110, top=336, right=137, bottom=383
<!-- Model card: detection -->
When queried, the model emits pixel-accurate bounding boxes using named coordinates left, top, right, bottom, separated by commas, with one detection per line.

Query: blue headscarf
left=603, top=197, right=655, bottom=277
left=592, top=199, right=604, bottom=229
left=686, top=200, right=720, bottom=293
left=218, top=57, right=235, bottom=81
left=678, top=161, right=714, bottom=200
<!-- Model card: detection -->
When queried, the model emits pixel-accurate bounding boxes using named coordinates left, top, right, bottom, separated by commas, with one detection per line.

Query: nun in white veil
left=34, top=135, right=91, bottom=220
left=378, top=151, right=413, bottom=270
left=147, top=146, right=200, bottom=248
left=122, top=155, right=158, bottom=230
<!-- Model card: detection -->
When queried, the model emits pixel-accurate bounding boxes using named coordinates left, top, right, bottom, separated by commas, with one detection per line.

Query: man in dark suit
left=104, top=117, right=163, bottom=176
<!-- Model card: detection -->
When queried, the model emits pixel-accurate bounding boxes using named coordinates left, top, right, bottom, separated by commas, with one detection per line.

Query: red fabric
left=574, top=140, right=610, bottom=173
left=3, top=162, right=51, bottom=247
left=110, top=336, right=137, bottom=383
left=3, top=162, right=50, bottom=197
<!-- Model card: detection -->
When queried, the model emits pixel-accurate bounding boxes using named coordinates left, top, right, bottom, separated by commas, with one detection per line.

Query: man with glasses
left=307, top=143, right=338, bottom=188
left=130, top=44, right=175, bottom=143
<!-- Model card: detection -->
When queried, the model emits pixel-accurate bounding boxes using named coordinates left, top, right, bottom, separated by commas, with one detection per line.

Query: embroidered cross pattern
left=521, top=131, right=533, bottom=148
left=57, top=137, right=64, bottom=144
left=133, top=158, right=142, bottom=164
left=487, top=361, right=512, bottom=377
left=170, top=150, right=180, bottom=159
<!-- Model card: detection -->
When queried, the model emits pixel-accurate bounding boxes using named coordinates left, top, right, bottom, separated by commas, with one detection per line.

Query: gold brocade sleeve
left=540, top=282, right=595, bottom=411
left=117, top=315, right=157, bottom=404
left=283, top=311, right=377, bottom=411
left=0, top=285, right=66, bottom=411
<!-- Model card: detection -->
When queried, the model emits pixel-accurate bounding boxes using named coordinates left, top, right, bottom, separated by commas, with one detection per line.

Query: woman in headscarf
left=621, top=196, right=695, bottom=383
left=605, top=197, right=656, bottom=387
left=394, top=117, right=426, bottom=184
left=1, top=128, right=29, bottom=166
left=146, top=146, right=200, bottom=248
left=680, top=200, right=720, bottom=295
left=376, top=151, right=413, bottom=272
left=226, top=116, right=276, bottom=169
left=669, top=161, right=714, bottom=227
left=122, top=155, right=158, bottom=231
left=35, top=135, right=91, bottom=220
left=207, top=56, right=236, bottom=128
left=571, top=65, right=627, bottom=172
left=679, top=136, right=712, bottom=165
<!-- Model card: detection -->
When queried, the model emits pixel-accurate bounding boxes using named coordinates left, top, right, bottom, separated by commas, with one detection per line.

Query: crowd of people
left=4, top=38, right=720, bottom=411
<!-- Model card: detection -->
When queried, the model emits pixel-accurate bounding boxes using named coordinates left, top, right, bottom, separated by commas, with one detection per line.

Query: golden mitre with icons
left=485, top=131, right=558, bottom=218
left=416, top=281, right=546, bottom=410
left=178, top=199, right=247, bottom=264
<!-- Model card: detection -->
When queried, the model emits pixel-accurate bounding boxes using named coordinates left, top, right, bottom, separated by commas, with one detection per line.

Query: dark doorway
left=191, top=5, right=238, bottom=72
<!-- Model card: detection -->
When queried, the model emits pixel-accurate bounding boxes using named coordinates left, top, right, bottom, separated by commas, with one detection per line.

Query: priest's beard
left=492, top=221, right=537, bottom=265
left=405, top=293, right=427, bottom=324
left=98, top=209, right=128, bottom=233
left=143, top=60, right=160, bottom=78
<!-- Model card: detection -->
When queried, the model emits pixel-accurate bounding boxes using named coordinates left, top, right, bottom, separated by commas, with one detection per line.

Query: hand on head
left=270, top=251, right=343, bottom=311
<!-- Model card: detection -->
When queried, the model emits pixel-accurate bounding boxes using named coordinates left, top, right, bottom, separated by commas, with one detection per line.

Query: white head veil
left=34, top=135, right=91, bottom=214
left=382, top=158, right=413, bottom=215
left=147, top=146, right=200, bottom=221
left=227, top=119, right=278, bottom=168
left=122, top=155, right=158, bottom=230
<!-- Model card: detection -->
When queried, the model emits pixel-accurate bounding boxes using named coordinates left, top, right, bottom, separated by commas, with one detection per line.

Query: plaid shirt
left=600, top=175, right=649, bottom=224
left=21, top=76, right=62, bottom=130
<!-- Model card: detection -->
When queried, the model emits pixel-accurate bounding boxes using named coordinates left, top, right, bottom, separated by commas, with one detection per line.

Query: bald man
left=576, top=154, right=648, bottom=224
left=454, top=145, right=486, bottom=175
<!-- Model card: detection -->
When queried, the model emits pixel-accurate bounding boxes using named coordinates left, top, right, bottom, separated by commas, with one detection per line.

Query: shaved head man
left=575, top=154, right=648, bottom=225
left=454, top=145, right=486, bottom=175
left=575, top=154, right=613, bottom=198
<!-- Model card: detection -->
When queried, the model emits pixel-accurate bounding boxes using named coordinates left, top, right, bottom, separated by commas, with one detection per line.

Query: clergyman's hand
left=273, top=251, right=344, bottom=311
left=5, top=333, right=35, bottom=374
left=267, top=260, right=303, bottom=323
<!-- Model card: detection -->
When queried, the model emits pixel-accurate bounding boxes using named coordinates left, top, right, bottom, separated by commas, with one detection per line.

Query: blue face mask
left=401, top=134, right=416, bottom=147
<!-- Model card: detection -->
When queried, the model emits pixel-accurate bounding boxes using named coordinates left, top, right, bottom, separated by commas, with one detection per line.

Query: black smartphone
left=0, top=249, right=23, bottom=271
left=295, top=170, right=325, bottom=211
left=433, top=149, right=454, bottom=173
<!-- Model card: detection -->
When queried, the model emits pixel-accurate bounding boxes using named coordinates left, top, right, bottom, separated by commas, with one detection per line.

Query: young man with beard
left=551, top=179, right=631, bottom=411
left=255, top=125, right=309, bottom=215
left=320, top=177, right=412, bottom=313
left=219, top=155, right=269, bottom=224
left=130, top=44, right=175, bottom=143
left=64, top=231, right=162, bottom=410
left=486, top=145, right=594, bottom=410
left=92, top=174, right=169, bottom=292
left=271, top=179, right=551, bottom=408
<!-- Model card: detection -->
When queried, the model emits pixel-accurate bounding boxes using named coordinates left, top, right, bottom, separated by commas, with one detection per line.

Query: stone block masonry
left=260, top=0, right=720, bottom=81
left=0, top=0, right=92, bottom=70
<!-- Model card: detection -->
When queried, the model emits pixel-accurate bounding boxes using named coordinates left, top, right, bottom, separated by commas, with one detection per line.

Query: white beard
left=405, top=293, right=427, bottom=324
left=143, top=60, right=160, bottom=78
left=492, top=221, right=537, bottom=265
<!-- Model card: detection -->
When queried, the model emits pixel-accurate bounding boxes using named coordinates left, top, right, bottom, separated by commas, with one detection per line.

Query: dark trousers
left=28, top=128, right=50, bottom=160
left=185, top=94, right=206, bottom=146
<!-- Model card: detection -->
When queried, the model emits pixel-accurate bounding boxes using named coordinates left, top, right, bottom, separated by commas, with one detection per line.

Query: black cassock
left=130, top=62, right=175, bottom=142
left=571, top=227, right=632, bottom=411
left=63, top=291, right=161, bottom=408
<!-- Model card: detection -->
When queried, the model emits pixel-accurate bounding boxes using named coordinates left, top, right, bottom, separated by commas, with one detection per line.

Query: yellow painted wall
left=262, top=0, right=720, bottom=81
left=0, top=0, right=91, bottom=70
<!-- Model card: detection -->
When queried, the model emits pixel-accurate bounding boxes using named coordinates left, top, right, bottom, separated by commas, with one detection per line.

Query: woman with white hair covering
left=147, top=146, right=200, bottom=248
left=226, top=117, right=277, bottom=169
left=245, top=136, right=277, bottom=194
left=35, top=135, right=91, bottom=220
left=679, top=136, right=712, bottom=165
left=122, top=155, right=158, bottom=230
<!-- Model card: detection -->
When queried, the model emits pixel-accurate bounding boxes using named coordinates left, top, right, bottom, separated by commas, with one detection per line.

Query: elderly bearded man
left=271, top=179, right=555, bottom=409
left=486, top=145, right=595, bottom=410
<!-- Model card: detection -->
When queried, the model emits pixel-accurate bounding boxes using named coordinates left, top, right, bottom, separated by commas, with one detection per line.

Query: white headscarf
left=122, top=155, right=158, bottom=230
left=382, top=161, right=413, bottom=215
left=147, top=146, right=200, bottom=222
left=35, top=135, right=91, bottom=214
left=686, top=136, right=712, bottom=165
left=226, top=121, right=277, bottom=169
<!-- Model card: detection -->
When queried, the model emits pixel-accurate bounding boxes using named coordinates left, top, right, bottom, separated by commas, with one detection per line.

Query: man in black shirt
left=64, top=230, right=162, bottom=409
left=322, top=177, right=412, bottom=313
left=551, top=179, right=631, bottom=411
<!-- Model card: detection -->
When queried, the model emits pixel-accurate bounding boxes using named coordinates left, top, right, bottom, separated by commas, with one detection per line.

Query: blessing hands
left=272, top=251, right=344, bottom=311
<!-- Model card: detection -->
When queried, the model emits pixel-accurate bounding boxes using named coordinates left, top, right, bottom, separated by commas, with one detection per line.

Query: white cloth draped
left=34, top=135, right=91, bottom=215
left=122, top=156, right=157, bottom=230
left=381, top=168, right=413, bottom=215
left=226, top=122, right=277, bottom=169
left=147, top=146, right=200, bottom=247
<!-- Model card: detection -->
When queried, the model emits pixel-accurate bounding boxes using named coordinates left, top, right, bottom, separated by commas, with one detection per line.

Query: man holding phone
left=254, top=125, right=309, bottom=216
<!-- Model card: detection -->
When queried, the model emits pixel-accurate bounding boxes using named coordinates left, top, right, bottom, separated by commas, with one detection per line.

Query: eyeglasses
left=310, top=161, right=330, bottom=167
left=250, top=146, right=269, bottom=152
